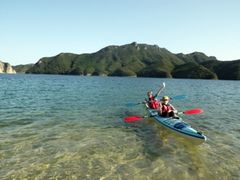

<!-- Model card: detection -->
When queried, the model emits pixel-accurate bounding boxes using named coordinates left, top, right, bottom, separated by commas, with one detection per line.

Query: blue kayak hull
left=147, top=109, right=207, bottom=144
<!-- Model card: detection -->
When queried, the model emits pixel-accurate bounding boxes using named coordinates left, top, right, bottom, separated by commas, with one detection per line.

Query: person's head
left=161, top=96, right=170, bottom=104
left=147, top=91, right=153, bottom=98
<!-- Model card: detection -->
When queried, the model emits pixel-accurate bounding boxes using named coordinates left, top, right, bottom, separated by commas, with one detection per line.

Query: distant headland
left=0, top=60, right=16, bottom=74
left=5, top=42, right=240, bottom=80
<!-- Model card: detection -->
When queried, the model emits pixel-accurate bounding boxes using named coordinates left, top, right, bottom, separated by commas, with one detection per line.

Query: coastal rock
left=0, top=60, right=16, bottom=74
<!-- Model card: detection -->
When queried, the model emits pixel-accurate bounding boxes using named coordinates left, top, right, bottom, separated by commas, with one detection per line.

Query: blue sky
left=1, top=0, right=240, bottom=65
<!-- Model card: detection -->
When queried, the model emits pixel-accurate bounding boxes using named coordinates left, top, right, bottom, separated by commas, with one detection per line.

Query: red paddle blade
left=183, top=108, right=203, bottom=115
left=124, top=116, right=144, bottom=123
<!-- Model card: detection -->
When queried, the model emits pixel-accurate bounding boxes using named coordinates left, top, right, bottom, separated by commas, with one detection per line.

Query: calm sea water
left=0, top=74, right=239, bottom=179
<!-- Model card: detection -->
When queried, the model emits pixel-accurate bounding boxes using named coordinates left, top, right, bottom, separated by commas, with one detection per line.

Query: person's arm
left=143, top=98, right=150, bottom=108
left=145, top=103, right=150, bottom=108
left=169, top=104, right=178, bottom=113
left=154, top=82, right=165, bottom=98
left=158, top=102, right=163, bottom=115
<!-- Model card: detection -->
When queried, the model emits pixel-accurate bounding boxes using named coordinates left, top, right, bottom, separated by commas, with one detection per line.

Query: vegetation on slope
left=22, top=42, right=240, bottom=80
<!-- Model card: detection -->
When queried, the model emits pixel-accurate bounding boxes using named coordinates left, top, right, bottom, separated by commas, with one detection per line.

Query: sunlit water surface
left=0, top=74, right=239, bottom=179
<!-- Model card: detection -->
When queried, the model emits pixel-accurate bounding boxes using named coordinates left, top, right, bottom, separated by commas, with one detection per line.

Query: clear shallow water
left=0, top=74, right=239, bottom=179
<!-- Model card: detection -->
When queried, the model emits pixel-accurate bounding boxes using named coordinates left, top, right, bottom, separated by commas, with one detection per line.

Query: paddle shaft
left=124, top=108, right=204, bottom=123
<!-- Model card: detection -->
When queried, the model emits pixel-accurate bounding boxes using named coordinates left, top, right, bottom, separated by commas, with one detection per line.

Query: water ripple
left=0, top=74, right=239, bottom=179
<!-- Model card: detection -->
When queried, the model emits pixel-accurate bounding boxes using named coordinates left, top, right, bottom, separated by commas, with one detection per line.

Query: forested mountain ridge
left=24, top=42, right=239, bottom=80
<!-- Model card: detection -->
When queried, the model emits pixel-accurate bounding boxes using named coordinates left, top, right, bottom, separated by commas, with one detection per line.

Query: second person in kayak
left=144, top=82, right=165, bottom=110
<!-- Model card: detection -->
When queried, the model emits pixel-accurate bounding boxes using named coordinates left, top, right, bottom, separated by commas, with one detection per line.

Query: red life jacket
left=148, top=97, right=160, bottom=109
left=161, top=104, right=173, bottom=113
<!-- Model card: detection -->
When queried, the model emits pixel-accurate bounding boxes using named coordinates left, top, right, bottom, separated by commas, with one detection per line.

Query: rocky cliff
left=0, top=61, right=16, bottom=74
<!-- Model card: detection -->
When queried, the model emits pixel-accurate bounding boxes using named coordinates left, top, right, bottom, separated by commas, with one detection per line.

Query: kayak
left=147, top=109, right=207, bottom=144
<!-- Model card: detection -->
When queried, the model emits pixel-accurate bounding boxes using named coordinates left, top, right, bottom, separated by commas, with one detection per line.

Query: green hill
left=25, top=42, right=240, bottom=80
left=176, top=52, right=217, bottom=64
left=13, top=64, right=34, bottom=73
left=201, top=60, right=240, bottom=80
left=172, top=62, right=218, bottom=79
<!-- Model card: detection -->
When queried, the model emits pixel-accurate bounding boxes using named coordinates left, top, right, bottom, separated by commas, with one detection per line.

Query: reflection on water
left=0, top=74, right=239, bottom=179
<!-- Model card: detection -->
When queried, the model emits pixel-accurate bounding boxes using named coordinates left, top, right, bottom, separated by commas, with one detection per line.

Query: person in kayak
left=144, top=82, right=165, bottom=110
left=159, top=96, right=178, bottom=118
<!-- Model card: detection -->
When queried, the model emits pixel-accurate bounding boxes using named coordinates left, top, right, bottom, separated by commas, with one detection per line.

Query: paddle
left=124, top=115, right=148, bottom=122
left=125, top=102, right=143, bottom=107
left=124, top=108, right=204, bottom=123
left=171, top=95, right=187, bottom=100
left=126, top=94, right=187, bottom=107
left=156, top=94, right=187, bottom=101
left=126, top=82, right=165, bottom=107
left=181, top=108, right=204, bottom=115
